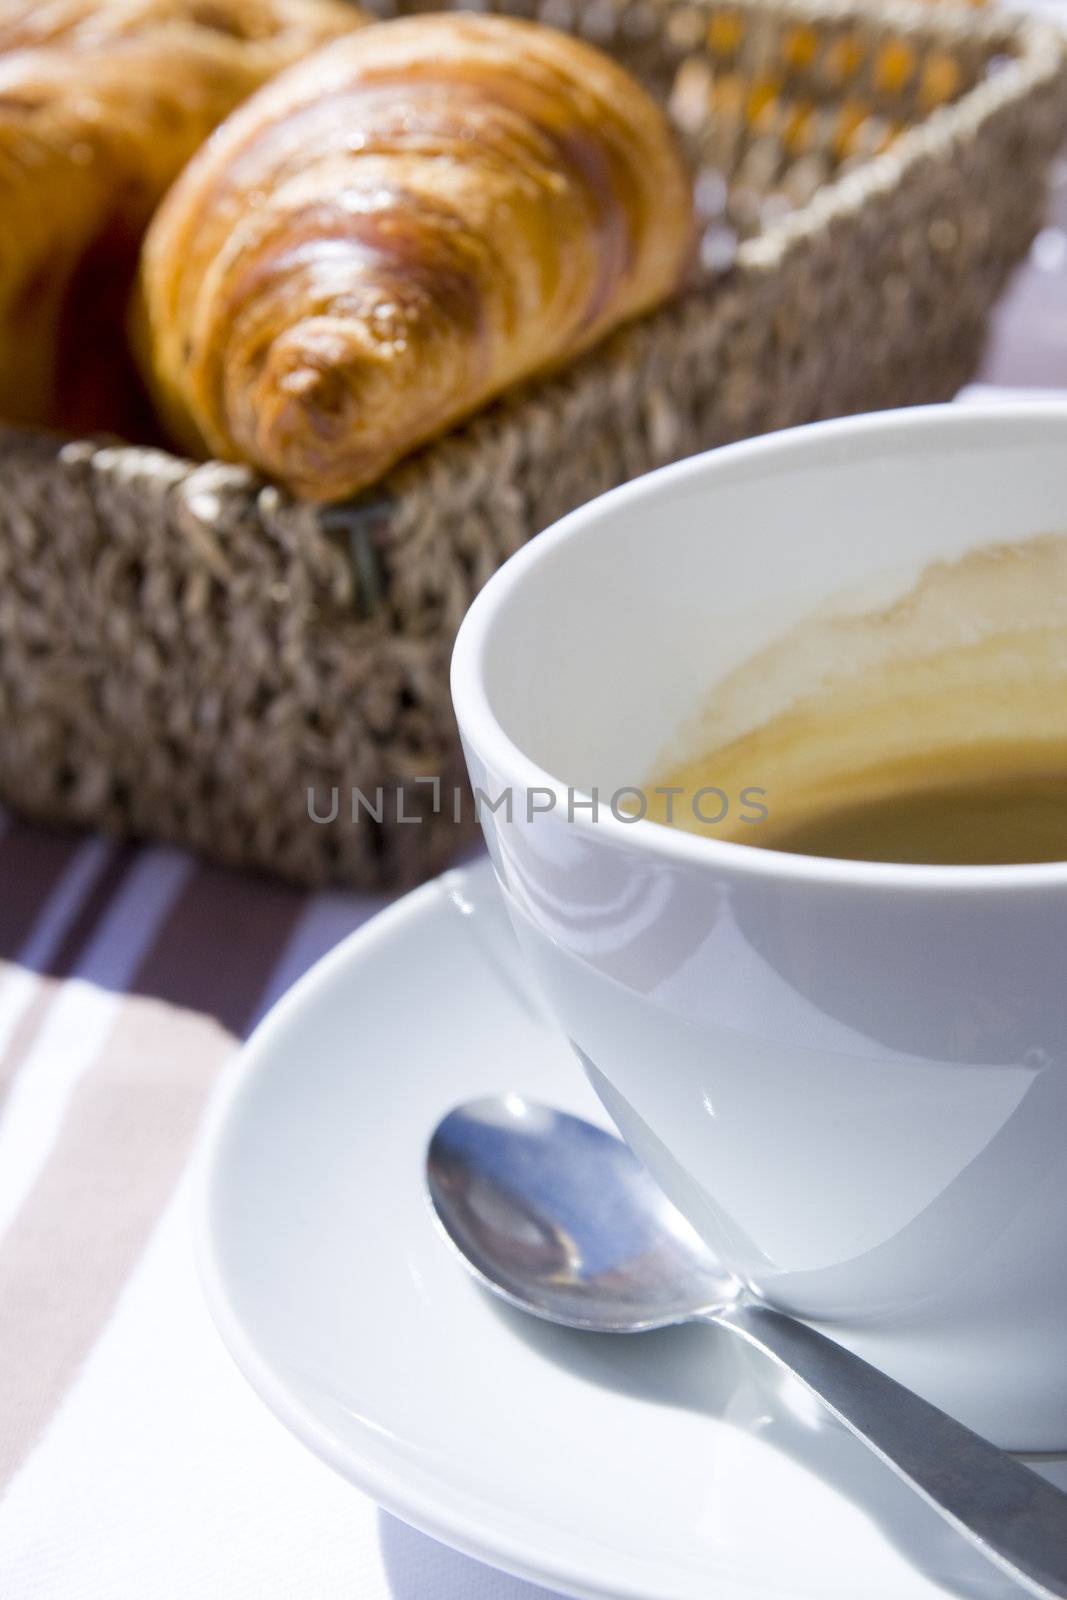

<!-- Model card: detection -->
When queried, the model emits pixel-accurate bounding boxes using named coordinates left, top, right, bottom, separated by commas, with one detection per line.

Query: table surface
left=0, top=142, right=1065, bottom=1600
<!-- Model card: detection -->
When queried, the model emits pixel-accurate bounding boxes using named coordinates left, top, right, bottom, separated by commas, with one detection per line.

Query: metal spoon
left=427, top=1095, right=1067, bottom=1600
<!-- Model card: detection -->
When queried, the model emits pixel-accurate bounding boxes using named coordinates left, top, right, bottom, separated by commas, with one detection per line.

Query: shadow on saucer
left=375, top=1284, right=1067, bottom=1600
left=379, top=1509, right=565, bottom=1599
left=471, top=1290, right=1044, bottom=1600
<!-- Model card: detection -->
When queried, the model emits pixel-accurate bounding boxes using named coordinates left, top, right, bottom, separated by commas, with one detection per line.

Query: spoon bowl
left=427, top=1095, right=737, bottom=1332
left=428, top=1094, right=1067, bottom=1600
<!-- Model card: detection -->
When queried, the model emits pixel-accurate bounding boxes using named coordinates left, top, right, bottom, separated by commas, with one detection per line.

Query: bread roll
left=0, top=0, right=362, bottom=432
left=137, top=13, right=694, bottom=501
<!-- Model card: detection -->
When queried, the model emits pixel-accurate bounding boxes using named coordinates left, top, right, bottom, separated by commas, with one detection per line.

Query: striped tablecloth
left=1, top=163, right=1066, bottom=1597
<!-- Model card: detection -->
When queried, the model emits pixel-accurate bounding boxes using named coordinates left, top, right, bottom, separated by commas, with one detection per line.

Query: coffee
left=645, top=533, right=1067, bottom=867
left=648, top=742, right=1067, bottom=865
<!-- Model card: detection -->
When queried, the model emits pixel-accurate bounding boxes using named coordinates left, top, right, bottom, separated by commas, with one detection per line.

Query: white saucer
left=197, top=859, right=1062, bottom=1600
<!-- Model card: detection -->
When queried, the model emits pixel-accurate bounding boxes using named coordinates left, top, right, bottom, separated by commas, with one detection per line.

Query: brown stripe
left=0, top=997, right=234, bottom=1489
left=0, top=821, right=83, bottom=963
left=131, top=862, right=306, bottom=1037
left=45, top=841, right=136, bottom=981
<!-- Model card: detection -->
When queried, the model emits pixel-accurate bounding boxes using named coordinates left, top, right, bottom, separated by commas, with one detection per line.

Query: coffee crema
left=645, top=532, right=1067, bottom=867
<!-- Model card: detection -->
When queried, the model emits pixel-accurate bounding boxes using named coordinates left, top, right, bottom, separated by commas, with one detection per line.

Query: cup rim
left=451, top=401, right=1067, bottom=896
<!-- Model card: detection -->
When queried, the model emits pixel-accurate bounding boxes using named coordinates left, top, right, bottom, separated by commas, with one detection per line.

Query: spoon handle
left=714, top=1302, right=1067, bottom=1600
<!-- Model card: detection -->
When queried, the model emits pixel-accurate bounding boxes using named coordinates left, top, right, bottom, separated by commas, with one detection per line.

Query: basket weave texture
left=1, top=0, right=1065, bottom=888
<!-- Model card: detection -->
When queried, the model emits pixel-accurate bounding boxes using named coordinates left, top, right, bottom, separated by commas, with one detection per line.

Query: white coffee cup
left=451, top=403, right=1067, bottom=1450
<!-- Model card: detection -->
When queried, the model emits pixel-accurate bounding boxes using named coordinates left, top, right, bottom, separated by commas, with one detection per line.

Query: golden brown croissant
left=0, top=0, right=362, bottom=433
left=136, top=13, right=694, bottom=502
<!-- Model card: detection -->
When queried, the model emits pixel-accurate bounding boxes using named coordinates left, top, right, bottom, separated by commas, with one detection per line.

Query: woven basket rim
left=10, top=0, right=1063, bottom=515
left=736, top=5, right=1066, bottom=272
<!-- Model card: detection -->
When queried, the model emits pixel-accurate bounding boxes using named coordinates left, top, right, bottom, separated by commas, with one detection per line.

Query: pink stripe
left=0, top=858, right=310, bottom=1488
left=0, top=1001, right=233, bottom=1490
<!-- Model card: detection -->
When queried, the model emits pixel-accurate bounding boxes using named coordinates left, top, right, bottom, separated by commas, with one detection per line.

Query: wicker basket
left=1, top=0, right=1064, bottom=889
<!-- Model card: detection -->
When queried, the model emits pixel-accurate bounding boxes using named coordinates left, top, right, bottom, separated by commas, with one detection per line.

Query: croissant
left=0, top=0, right=362, bottom=433
left=136, top=13, right=695, bottom=502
